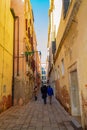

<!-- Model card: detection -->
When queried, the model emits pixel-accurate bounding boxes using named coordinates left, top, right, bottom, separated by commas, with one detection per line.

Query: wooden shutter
left=63, top=0, right=70, bottom=18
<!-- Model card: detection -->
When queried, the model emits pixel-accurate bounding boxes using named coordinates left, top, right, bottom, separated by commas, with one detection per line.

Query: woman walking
left=33, top=86, right=38, bottom=101
left=47, top=85, right=54, bottom=104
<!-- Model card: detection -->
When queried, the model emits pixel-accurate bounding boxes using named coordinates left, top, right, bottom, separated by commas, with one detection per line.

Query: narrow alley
left=0, top=93, right=82, bottom=130
left=0, top=0, right=87, bottom=129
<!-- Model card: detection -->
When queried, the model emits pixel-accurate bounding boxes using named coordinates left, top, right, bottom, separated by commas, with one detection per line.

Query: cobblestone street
left=0, top=94, right=82, bottom=130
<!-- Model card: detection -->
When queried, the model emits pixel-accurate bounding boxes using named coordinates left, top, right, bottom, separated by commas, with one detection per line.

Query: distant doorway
left=70, top=70, right=81, bottom=116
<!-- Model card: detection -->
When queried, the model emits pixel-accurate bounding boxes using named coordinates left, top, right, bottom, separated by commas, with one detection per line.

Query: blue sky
left=30, top=0, right=49, bottom=63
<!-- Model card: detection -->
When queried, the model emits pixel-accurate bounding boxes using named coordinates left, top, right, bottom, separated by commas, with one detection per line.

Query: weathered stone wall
left=14, top=76, right=34, bottom=106
left=55, top=80, right=70, bottom=113
left=54, top=0, right=87, bottom=128
left=0, top=95, right=12, bottom=113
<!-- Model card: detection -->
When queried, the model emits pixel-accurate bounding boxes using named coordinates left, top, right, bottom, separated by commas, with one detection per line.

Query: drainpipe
left=12, top=18, right=15, bottom=105
left=12, top=16, right=19, bottom=105
left=10, top=8, right=15, bottom=105
left=15, top=16, right=19, bottom=76
left=11, top=9, right=19, bottom=105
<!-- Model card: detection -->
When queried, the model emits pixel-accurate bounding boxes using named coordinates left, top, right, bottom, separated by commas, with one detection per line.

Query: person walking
left=33, top=86, right=38, bottom=101
left=47, top=85, right=54, bottom=104
left=41, top=85, right=47, bottom=104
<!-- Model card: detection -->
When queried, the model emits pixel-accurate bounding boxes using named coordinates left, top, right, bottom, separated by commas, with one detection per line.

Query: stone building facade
left=11, top=0, right=40, bottom=105
left=48, top=0, right=87, bottom=129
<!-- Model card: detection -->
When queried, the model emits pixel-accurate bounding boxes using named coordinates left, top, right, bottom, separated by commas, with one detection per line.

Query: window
left=42, top=76, right=46, bottom=80
left=25, top=19, right=28, bottom=31
left=61, top=59, right=65, bottom=76
left=43, top=71, right=46, bottom=74
left=52, top=39, right=56, bottom=54
left=42, top=67, right=44, bottom=71
left=42, top=71, right=46, bottom=75
left=63, top=0, right=71, bottom=18
left=28, top=27, right=30, bottom=39
left=57, top=66, right=60, bottom=79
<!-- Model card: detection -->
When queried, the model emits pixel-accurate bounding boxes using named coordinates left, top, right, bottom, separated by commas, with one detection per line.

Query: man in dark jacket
left=41, top=85, right=47, bottom=104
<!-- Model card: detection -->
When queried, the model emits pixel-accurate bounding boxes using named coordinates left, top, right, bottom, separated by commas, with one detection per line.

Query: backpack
left=47, top=86, right=53, bottom=96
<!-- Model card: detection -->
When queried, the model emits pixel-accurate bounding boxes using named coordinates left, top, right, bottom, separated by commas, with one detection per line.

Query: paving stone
left=28, top=127, right=36, bottom=130
left=64, top=121, right=74, bottom=130
left=58, top=123, right=67, bottom=130
left=7, top=124, right=15, bottom=129
left=36, top=127, right=43, bottom=130
left=36, top=121, right=43, bottom=127
left=43, top=126, right=51, bottom=130
left=12, top=127, right=21, bottom=130
left=6, top=129, right=12, bottom=130
left=51, top=122, right=58, bottom=127
left=42, top=121, right=50, bottom=127
left=21, top=124, right=29, bottom=128
left=0, top=93, right=82, bottom=130
left=51, top=127, right=60, bottom=130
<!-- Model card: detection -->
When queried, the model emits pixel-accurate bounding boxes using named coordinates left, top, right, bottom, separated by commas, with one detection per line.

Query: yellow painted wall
left=0, top=0, right=14, bottom=111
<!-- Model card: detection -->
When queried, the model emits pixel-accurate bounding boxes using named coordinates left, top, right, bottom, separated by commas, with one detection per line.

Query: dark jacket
left=41, top=85, right=47, bottom=98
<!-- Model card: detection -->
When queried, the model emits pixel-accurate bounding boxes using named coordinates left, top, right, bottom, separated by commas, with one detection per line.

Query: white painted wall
left=53, top=0, right=62, bottom=36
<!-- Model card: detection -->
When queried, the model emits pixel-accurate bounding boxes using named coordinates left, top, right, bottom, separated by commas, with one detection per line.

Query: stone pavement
left=0, top=94, right=82, bottom=130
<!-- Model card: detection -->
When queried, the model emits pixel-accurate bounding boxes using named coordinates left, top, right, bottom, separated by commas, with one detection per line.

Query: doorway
left=70, top=69, right=81, bottom=116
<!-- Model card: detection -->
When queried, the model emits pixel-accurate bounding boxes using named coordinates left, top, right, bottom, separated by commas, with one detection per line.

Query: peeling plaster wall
left=54, top=0, right=87, bottom=128
left=0, top=0, right=14, bottom=112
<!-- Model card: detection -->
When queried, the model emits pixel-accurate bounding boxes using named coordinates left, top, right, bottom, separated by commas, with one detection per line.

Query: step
left=70, top=118, right=83, bottom=130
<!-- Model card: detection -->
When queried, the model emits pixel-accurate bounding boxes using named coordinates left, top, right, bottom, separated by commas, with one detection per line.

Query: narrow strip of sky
left=30, top=0, right=49, bottom=63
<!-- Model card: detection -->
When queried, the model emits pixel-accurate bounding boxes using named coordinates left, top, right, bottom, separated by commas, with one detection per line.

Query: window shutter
left=25, top=19, right=28, bottom=31
left=52, top=40, right=56, bottom=54
left=63, top=0, right=70, bottom=18
left=28, top=27, right=30, bottom=39
left=26, top=54, right=28, bottom=62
